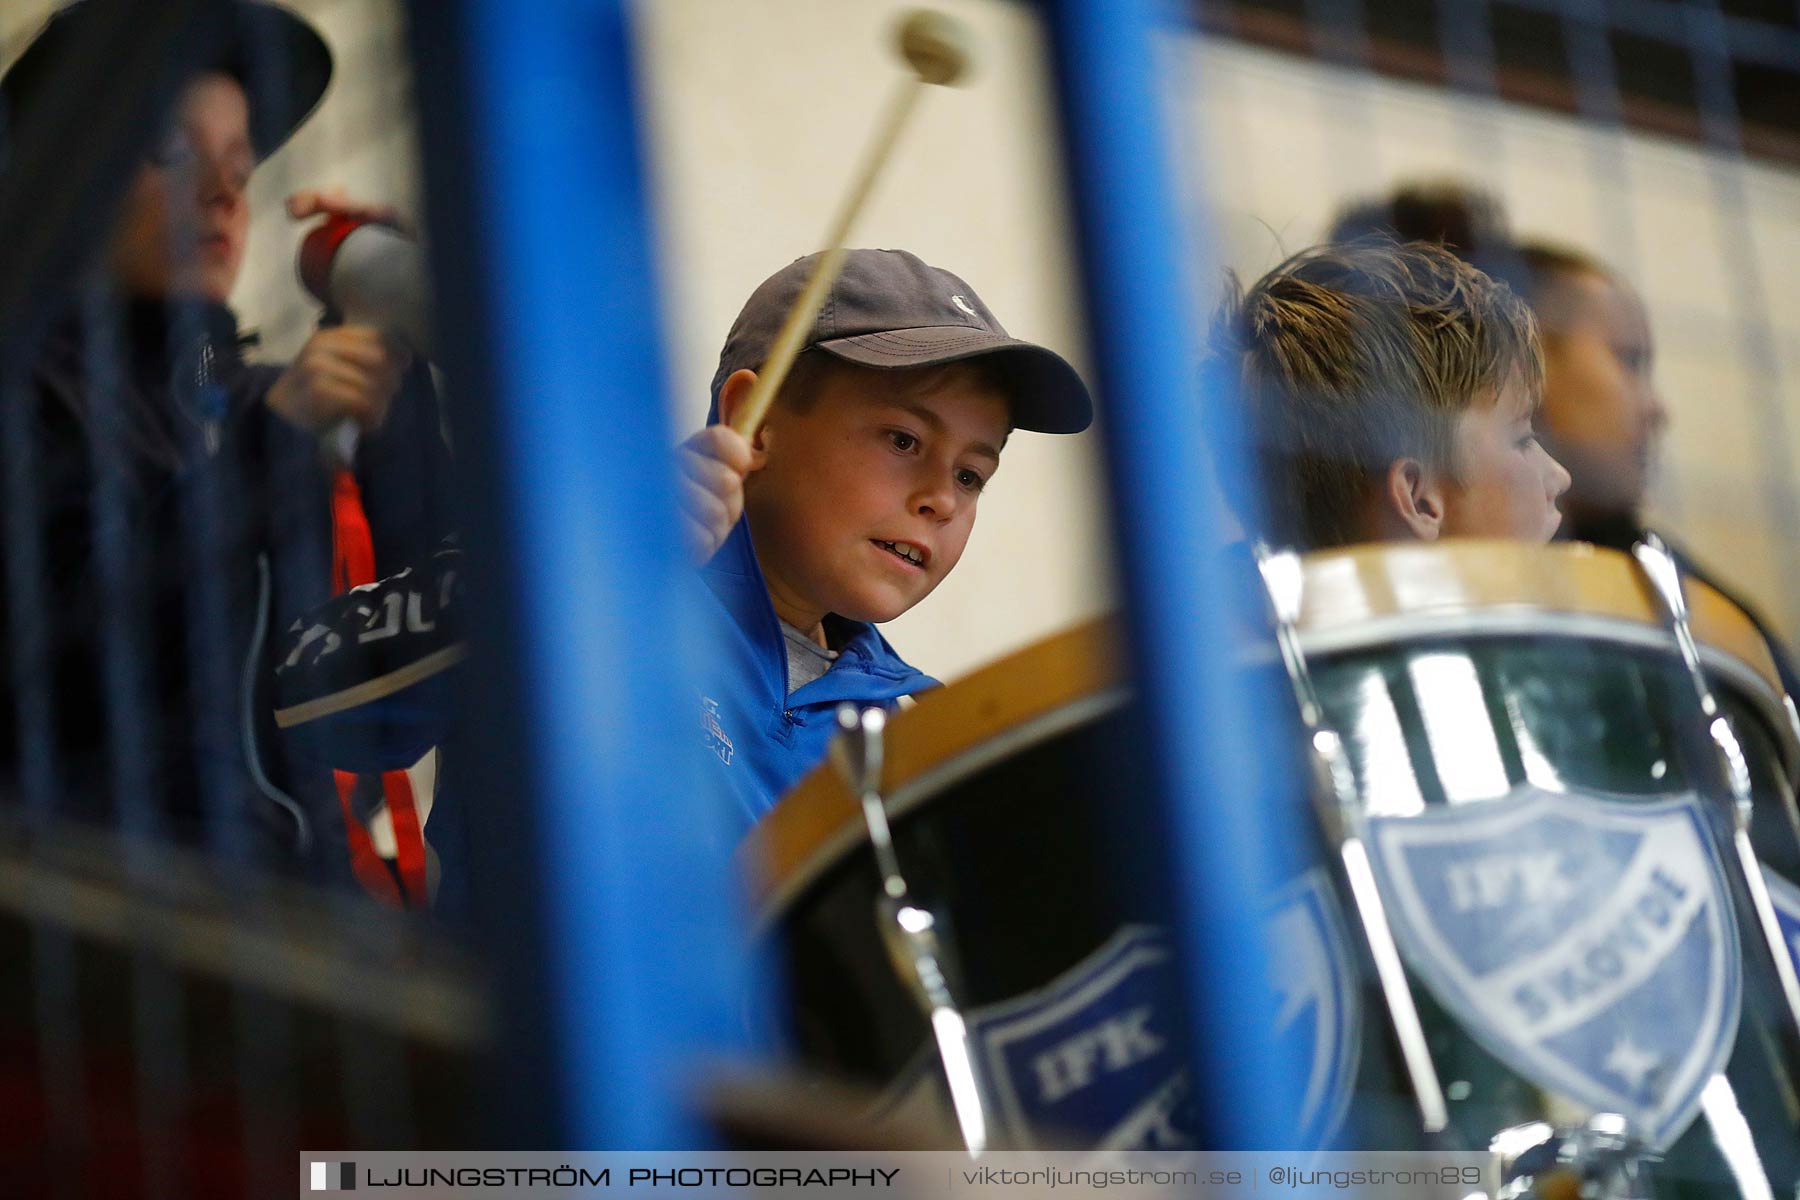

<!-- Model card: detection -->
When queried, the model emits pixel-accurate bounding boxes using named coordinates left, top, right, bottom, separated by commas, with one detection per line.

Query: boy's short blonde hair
left=1212, top=238, right=1542, bottom=549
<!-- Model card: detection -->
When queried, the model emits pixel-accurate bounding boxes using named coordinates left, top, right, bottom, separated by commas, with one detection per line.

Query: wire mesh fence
left=1, top=0, right=1799, bottom=1193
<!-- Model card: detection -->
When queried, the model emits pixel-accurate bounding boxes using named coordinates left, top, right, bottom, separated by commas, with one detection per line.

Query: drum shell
left=744, top=623, right=1203, bottom=1150
left=770, top=703, right=1151, bottom=1080
left=746, top=542, right=1800, bottom=1179
left=1296, top=542, right=1800, bottom=1192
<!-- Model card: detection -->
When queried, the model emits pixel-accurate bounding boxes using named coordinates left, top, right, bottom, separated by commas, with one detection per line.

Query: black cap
left=1, top=0, right=332, bottom=161
left=711, top=248, right=1093, bottom=434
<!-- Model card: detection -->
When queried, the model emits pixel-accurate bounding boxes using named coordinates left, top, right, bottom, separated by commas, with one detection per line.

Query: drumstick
left=728, top=10, right=973, bottom=441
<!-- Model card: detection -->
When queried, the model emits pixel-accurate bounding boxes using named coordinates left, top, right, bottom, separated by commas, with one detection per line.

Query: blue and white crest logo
left=1765, top=867, right=1800, bottom=977
left=965, top=926, right=1192, bottom=1149
left=1365, top=787, right=1741, bottom=1150
left=1266, top=869, right=1360, bottom=1147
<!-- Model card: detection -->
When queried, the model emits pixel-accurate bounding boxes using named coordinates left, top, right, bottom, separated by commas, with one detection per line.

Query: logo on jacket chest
left=701, top=697, right=735, bottom=766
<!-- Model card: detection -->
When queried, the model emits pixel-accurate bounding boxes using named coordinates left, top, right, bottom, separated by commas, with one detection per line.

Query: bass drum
left=1296, top=540, right=1800, bottom=1196
left=740, top=621, right=1201, bottom=1151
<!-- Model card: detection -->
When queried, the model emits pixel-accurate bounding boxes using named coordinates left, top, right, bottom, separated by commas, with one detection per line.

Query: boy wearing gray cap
left=681, top=248, right=1092, bottom=825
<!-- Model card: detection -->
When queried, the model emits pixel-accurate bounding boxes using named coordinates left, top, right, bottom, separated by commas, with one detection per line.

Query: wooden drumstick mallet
left=728, top=9, right=974, bottom=440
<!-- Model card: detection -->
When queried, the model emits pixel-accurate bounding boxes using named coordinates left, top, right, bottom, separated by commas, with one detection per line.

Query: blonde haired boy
left=1216, top=238, right=1569, bottom=551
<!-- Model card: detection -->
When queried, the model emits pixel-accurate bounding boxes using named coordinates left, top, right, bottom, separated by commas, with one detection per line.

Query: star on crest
left=1602, top=1036, right=1659, bottom=1094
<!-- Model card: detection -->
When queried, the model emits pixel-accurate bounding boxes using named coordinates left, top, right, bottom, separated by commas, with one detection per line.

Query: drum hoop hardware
left=755, top=586, right=1800, bottom=913
left=832, top=705, right=906, bottom=895
left=754, top=687, right=1129, bottom=928
left=831, top=703, right=995, bottom=1157
left=876, top=688, right=1129, bottom=822
left=1253, top=542, right=1451, bottom=1135
left=1296, top=609, right=1800, bottom=792
left=1633, top=534, right=1800, bottom=1072
left=1489, top=1113, right=1657, bottom=1199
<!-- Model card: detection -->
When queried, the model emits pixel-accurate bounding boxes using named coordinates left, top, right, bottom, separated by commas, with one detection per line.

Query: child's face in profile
left=1539, top=272, right=1667, bottom=519
left=744, top=363, right=1011, bottom=632
left=1441, top=373, right=1572, bottom=543
left=108, top=72, right=254, bottom=303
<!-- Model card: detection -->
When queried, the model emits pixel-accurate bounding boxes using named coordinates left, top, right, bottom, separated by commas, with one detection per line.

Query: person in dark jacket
left=0, top=1, right=449, bottom=881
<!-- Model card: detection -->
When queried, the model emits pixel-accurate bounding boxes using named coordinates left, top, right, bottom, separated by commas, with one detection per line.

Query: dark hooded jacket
left=0, top=294, right=449, bottom=878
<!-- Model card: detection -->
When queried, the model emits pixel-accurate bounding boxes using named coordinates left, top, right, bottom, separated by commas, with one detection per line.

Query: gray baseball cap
left=709, top=248, right=1093, bottom=434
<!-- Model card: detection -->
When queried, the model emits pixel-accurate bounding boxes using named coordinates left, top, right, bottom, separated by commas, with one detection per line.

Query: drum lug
left=831, top=703, right=996, bottom=1155
left=1251, top=542, right=1451, bottom=1134
left=1633, top=533, right=1800, bottom=1054
left=1490, top=1114, right=1657, bottom=1200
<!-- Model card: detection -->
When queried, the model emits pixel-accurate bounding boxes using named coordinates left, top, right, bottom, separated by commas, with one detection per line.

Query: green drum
left=1285, top=539, right=1800, bottom=1197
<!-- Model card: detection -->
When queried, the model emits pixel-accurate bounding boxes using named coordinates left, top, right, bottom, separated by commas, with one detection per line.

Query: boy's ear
left=1381, top=457, right=1448, bottom=541
left=716, top=368, right=771, bottom=461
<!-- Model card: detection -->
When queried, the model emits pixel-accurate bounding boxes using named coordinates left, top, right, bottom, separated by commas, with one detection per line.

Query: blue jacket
left=697, top=519, right=936, bottom=827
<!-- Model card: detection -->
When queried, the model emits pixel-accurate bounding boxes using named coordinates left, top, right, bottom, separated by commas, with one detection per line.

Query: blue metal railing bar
left=1043, top=0, right=1310, bottom=1149
left=407, top=0, right=752, bottom=1149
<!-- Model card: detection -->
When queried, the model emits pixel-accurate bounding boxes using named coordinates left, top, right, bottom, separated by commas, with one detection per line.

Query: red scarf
left=330, top=469, right=429, bottom=906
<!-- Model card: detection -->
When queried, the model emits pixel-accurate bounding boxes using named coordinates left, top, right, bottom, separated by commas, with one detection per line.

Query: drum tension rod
left=1252, top=542, right=1452, bottom=1135
left=832, top=703, right=995, bottom=1156
left=1634, top=534, right=1800, bottom=1050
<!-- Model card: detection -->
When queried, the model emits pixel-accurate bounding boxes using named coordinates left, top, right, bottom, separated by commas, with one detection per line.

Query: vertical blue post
left=411, top=0, right=745, bottom=1147
left=1042, top=0, right=1307, bottom=1146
